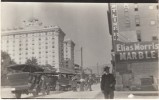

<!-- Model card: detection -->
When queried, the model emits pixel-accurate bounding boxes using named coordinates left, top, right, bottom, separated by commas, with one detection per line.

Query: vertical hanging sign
left=111, top=4, right=119, bottom=41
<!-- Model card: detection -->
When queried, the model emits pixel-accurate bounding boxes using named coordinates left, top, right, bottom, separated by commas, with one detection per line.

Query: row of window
left=123, top=4, right=158, bottom=12
left=4, top=46, right=56, bottom=51
left=17, top=56, right=56, bottom=60
left=123, top=4, right=158, bottom=28
left=4, top=32, right=55, bottom=38
left=20, top=46, right=55, bottom=49
left=18, top=51, right=56, bottom=55
left=134, top=4, right=158, bottom=11
left=4, top=35, right=55, bottom=39
left=6, top=38, right=55, bottom=43
left=124, top=16, right=157, bottom=28
left=18, top=61, right=56, bottom=65
left=136, top=30, right=158, bottom=42
left=4, top=43, right=55, bottom=48
left=11, top=53, right=56, bottom=57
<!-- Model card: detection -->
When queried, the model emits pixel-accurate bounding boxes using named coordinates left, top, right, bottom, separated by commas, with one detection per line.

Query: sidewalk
left=95, top=89, right=159, bottom=99
left=114, top=91, right=159, bottom=99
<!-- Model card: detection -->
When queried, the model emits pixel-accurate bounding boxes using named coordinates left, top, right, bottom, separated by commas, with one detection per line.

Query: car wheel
left=15, top=92, right=21, bottom=98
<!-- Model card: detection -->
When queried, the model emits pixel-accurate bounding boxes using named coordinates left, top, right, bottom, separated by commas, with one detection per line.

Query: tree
left=1, top=51, right=16, bottom=85
left=25, top=57, right=38, bottom=65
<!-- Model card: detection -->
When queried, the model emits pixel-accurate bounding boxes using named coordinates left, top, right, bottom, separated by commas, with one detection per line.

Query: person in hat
left=101, top=66, right=116, bottom=99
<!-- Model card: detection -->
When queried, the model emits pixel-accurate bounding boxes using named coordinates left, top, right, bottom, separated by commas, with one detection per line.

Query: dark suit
left=101, top=73, right=116, bottom=99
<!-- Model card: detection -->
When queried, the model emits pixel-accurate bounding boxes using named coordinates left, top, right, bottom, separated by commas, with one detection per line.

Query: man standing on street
left=101, top=66, right=116, bottom=99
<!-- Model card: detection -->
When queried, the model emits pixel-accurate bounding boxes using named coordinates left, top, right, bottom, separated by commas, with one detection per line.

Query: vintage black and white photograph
left=1, top=3, right=159, bottom=99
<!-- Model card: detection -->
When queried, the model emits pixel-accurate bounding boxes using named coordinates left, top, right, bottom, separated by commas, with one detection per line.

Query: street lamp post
left=80, top=46, right=85, bottom=91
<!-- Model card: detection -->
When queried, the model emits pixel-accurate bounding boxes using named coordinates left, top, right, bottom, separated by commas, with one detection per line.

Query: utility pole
left=81, top=47, right=83, bottom=71
left=97, top=63, right=99, bottom=76
left=80, top=46, right=84, bottom=91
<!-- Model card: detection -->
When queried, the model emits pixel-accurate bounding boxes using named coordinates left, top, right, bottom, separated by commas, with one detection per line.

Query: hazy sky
left=1, top=3, right=112, bottom=69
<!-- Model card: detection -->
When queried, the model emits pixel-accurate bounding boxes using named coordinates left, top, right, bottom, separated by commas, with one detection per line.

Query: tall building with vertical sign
left=107, top=3, right=159, bottom=91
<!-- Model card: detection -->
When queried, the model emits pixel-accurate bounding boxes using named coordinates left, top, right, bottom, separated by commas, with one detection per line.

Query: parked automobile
left=6, top=64, right=50, bottom=98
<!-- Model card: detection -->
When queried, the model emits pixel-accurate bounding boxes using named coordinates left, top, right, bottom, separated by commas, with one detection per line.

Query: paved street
left=36, top=83, right=159, bottom=99
left=1, top=83, right=159, bottom=99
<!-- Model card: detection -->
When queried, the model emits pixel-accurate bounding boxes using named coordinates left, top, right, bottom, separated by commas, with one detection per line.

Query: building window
left=152, top=36, right=158, bottom=41
left=150, top=20, right=156, bottom=25
left=149, top=6, right=154, bottom=9
left=124, top=4, right=129, bottom=12
left=52, top=46, right=54, bottom=48
left=157, top=5, right=159, bottom=10
left=134, top=4, right=138, bottom=11
left=135, top=15, right=140, bottom=26
left=125, top=17, right=130, bottom=28
left=136, top=30, right=141, bottom=42
left=134, top=8, right=138, bottom=11
left=124, top=8, right=128, bottom=12
left=124, top=12, right=129, bottom=16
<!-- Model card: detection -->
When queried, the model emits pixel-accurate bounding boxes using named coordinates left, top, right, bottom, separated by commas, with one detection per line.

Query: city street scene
left=1, top=3, right=159, bottom=99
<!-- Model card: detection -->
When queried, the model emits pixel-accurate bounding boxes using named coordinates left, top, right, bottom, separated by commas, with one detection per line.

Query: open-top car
left=7, top=64, right=46, bottom=98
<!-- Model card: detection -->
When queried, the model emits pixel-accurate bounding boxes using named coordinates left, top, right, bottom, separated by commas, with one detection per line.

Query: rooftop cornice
left=64, top=39, right=75, bottom=46
left=1, top=26, right=65, bottom=36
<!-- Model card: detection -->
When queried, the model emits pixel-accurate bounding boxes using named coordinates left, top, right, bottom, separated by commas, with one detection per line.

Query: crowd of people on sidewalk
left=70, top=75, right=99, bottom=92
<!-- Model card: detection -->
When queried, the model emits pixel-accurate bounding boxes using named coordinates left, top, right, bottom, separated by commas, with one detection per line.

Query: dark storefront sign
left=115, top=41, right=159, bottom=63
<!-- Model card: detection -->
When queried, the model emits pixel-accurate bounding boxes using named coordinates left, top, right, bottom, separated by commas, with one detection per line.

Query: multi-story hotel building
left=63, top=39, right=75, bottom=73
left=107, top=3, right=159, bottom=90
left=1, top=18, right=65, bottom=72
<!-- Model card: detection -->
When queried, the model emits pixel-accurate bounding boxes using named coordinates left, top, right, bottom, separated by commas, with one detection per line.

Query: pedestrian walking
left=101, top=66, right=116, bottom=99
left=80, top=78, right=85, bottom=91
left=87, top=75, right=93, bottom=91
left=71, top=77, right=77, bottom=91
